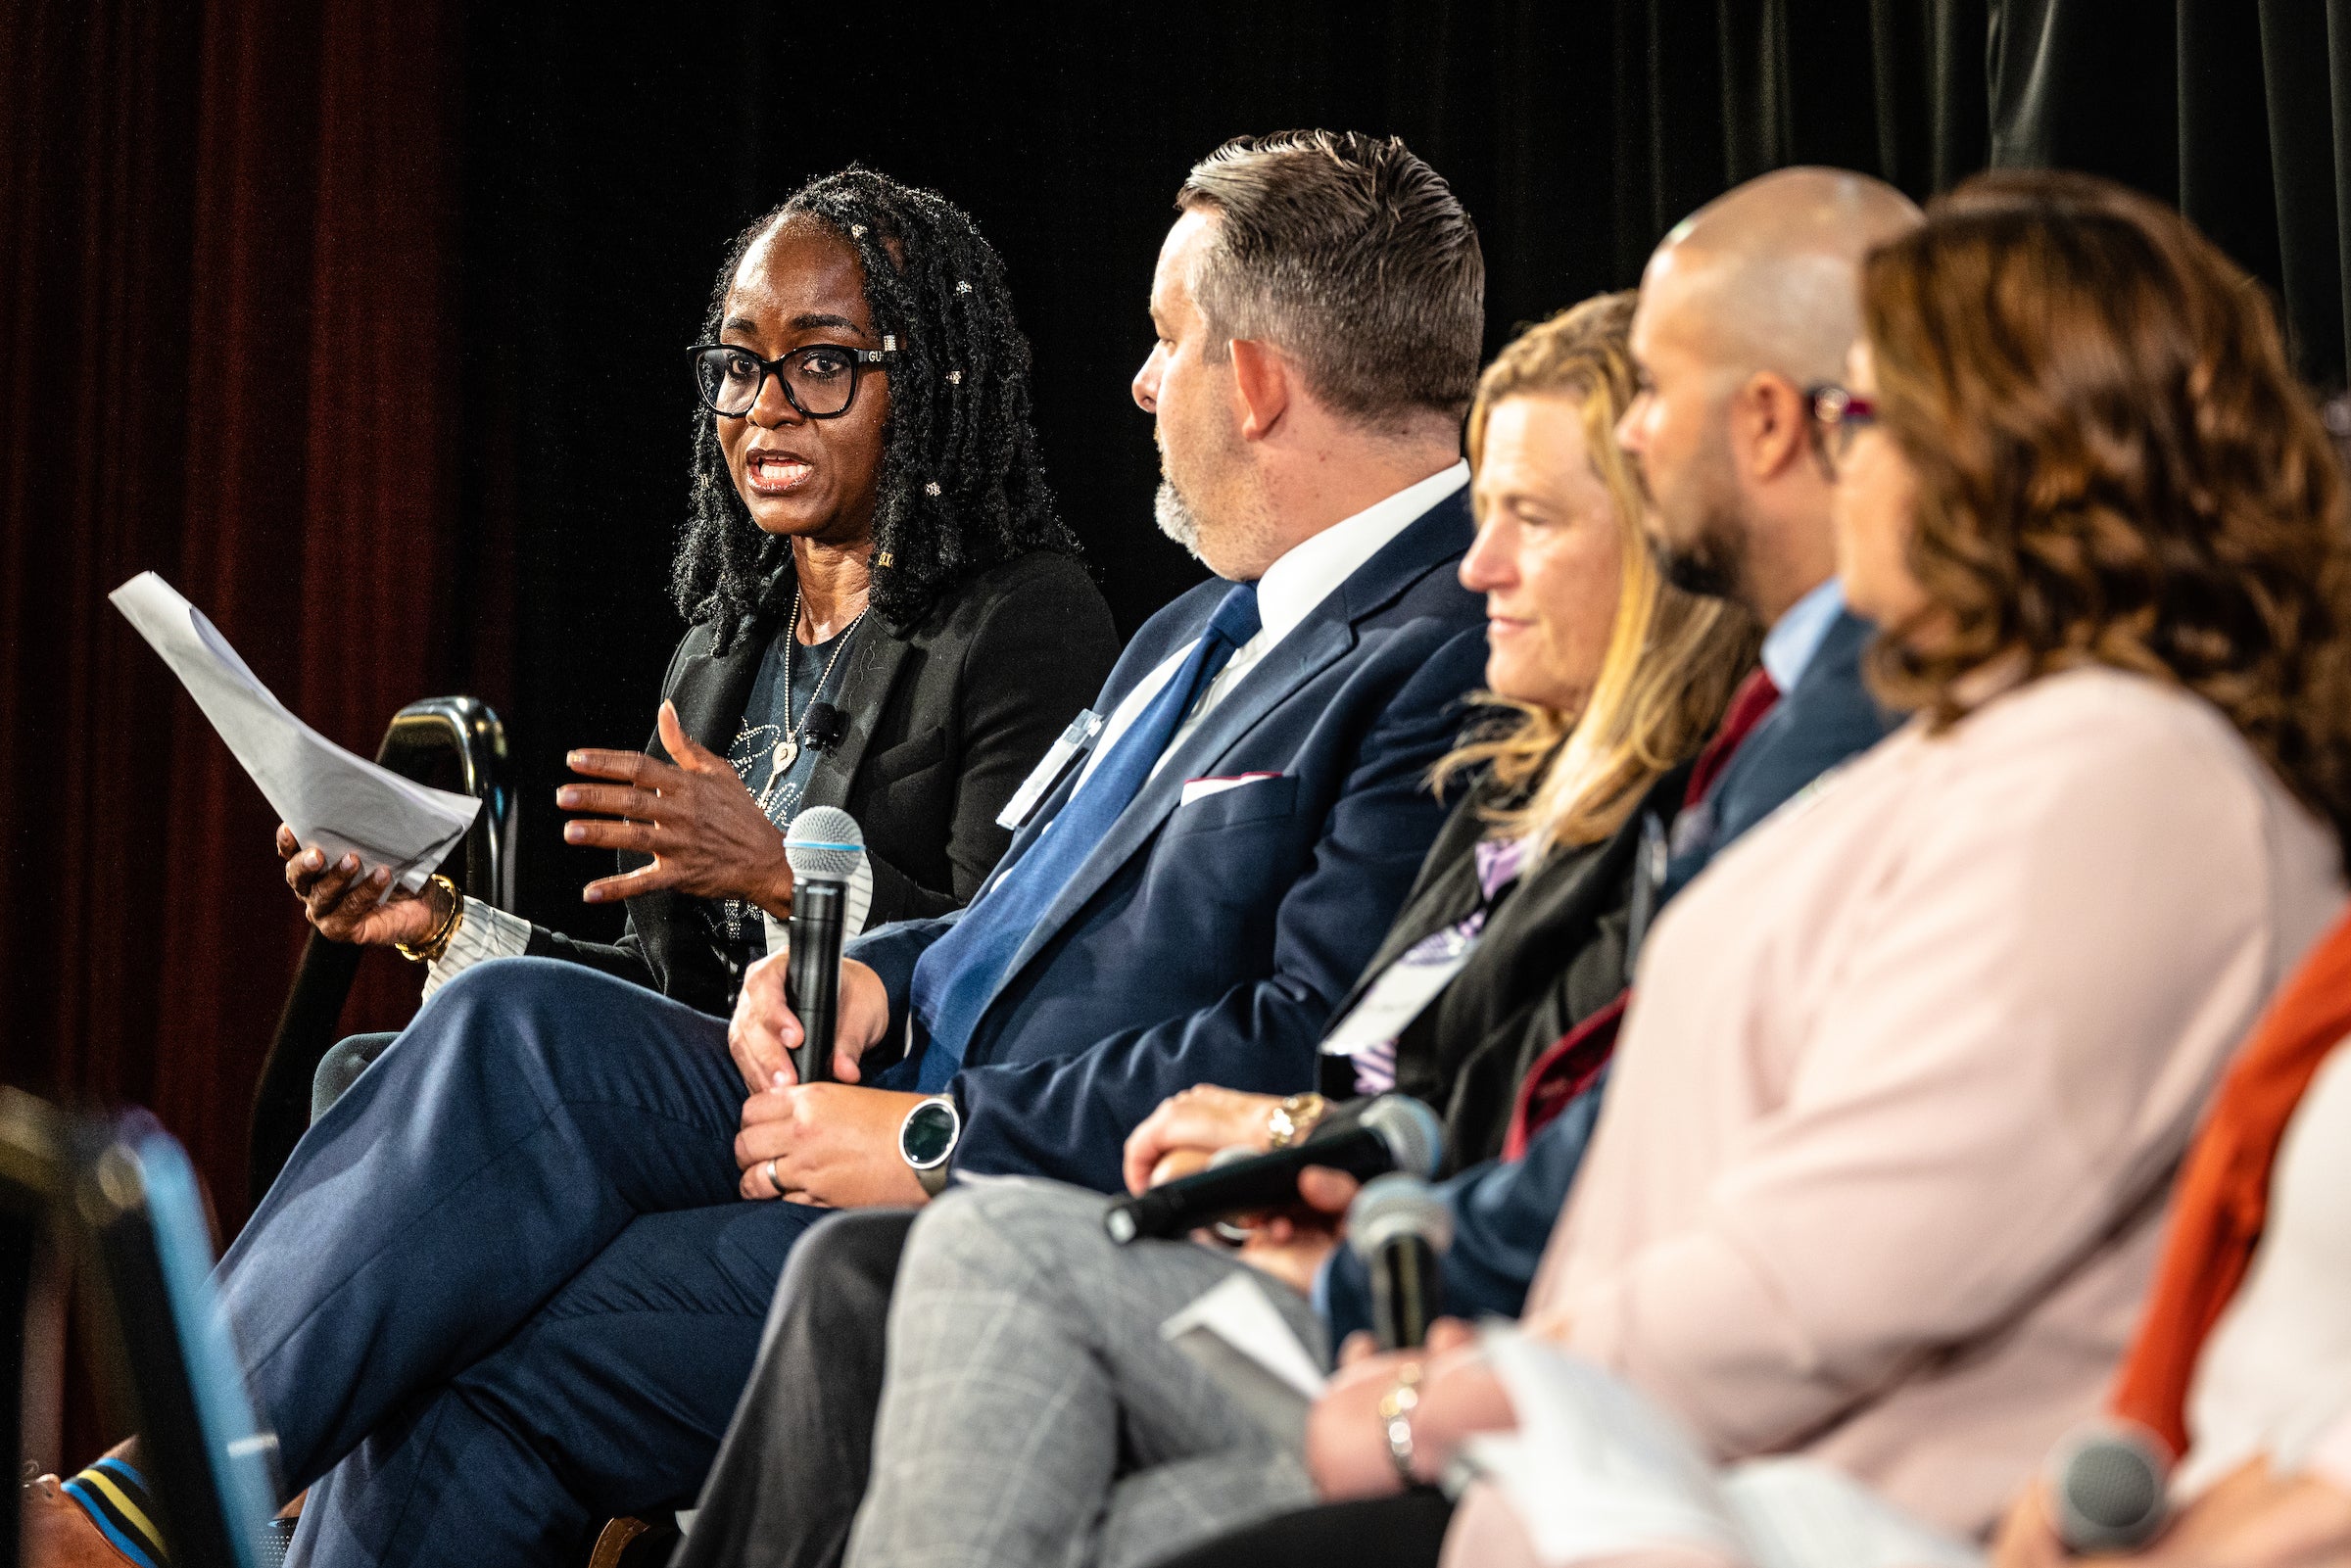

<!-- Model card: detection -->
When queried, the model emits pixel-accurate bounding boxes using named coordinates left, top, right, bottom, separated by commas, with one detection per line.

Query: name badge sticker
left=996, top=709, right=1105, bottom=831
left=1318, top=939, right=1477, bottom=1059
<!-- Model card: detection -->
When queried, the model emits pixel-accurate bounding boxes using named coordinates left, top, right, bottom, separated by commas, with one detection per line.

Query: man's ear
left=1227, top=338, right=1292, bottom=441
left=1732, top=371, right=1811, bottom=483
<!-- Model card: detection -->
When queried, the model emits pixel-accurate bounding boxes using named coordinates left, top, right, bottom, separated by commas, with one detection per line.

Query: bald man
left=1617, top=166, right=1919, bottom=895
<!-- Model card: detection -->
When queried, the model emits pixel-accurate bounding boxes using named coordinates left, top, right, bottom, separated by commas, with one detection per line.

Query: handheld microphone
left=784, top=807, right=865, bottom=1086
left=1103, top=1095, right=1442, bottom=1245
left=1349, top=1174, right=1452, bottom=1351
left=802, top=700, right=848, bottom=752
left=2046, top=1421, right=2170, bottom=1554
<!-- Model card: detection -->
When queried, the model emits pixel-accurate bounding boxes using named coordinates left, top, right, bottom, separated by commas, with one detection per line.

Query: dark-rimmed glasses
left=689, top=336, right=897, bottom=419
left=1805, top=384, right=1879, bottom=480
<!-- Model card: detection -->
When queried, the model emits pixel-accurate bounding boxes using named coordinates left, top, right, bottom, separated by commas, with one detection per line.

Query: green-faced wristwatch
left=898, top=1094, right=962, bottom=1199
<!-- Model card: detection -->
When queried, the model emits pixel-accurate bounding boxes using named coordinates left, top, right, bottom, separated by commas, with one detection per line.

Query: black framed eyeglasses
left=689, top=336, right=897, bottom=419
left=1805, top=384, right=1879, bottom=480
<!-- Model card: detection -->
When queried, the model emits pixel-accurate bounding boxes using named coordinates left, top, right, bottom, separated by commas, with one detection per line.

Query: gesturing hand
left=559, top=701, right=796, bottom=914
left=276, top=826, right=444, bottom=947
left=728, top=949, right=891, bottom=1095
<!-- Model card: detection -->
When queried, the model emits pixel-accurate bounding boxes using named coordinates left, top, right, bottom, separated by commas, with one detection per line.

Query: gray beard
left=1154, top=480, right=1203, bottom=558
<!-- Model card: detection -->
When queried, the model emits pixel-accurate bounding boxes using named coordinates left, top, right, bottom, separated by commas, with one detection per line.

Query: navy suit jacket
left=1321, top=603, right=1900, bottom=1341
left=854, top=489, right=1488, bottom=1193
left=1661, top=608, right=1892, bottom=899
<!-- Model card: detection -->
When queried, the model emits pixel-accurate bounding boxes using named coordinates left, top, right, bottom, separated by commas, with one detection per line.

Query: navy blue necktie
left=909, top=583, right=1263, bottom=1088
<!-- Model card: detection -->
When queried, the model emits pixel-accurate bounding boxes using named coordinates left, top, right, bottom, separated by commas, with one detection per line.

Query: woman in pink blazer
left=1302, top=169, right=2351, bottom=1565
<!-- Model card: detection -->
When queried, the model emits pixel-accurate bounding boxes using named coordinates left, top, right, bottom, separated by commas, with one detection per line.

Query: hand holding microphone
left=783, top=807, right=865, bottom=1085
left=726, top=808, right=891, bottom=1094
left=2043, top=1421, right=2171, bottom=1555
left=1348, top=1174, right=1452, bottom=1352
left=1104, top=1095, right=1443, bottom=1244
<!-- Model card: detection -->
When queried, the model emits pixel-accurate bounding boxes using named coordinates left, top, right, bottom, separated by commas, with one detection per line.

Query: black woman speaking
left=274, top=168, right=1118, bottom=1069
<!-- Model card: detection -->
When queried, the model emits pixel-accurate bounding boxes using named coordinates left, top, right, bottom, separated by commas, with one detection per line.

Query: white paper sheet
left=112, top=572, right=478, bottom=894
left=1463, top=1330, right=1984, bottom=1568
left=1161, top=1271, right=1328, bottom=1400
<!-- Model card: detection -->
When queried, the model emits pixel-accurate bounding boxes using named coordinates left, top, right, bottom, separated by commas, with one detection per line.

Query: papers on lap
left=1463, top=1329, right=1984, bottom=1568
left=112, top=572, right=478, bottom=894
left=1163, top=1271, right=1327, bottom=1446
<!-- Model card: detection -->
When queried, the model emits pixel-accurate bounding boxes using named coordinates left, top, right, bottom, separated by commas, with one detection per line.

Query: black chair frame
left=246, top=696, right=516, bottom=1206
left=2, top=1089, right=276, bottom=1568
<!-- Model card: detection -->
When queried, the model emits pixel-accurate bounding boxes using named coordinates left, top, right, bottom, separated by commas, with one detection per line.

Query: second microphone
left=1104, top=1094, right=1444, bottom=1244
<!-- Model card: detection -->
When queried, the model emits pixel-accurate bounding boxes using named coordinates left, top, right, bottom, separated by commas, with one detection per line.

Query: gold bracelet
left=394, top=876, right=465, bottom=965
left=1267, top=1092, right=1327, bottom=1150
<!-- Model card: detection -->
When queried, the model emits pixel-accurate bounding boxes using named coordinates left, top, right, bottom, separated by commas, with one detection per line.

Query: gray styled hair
left=1176, top=130, right=1484, bottom=426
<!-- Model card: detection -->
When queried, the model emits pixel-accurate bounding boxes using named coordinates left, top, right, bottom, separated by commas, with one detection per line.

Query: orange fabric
left=2109, top=906, right=2351, bottom=1457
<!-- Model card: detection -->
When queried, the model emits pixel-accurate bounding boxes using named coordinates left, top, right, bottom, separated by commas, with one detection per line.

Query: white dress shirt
left=1760, top=577, right=1847, bottom=694
left=1077, top=460, right=1469, bottom=791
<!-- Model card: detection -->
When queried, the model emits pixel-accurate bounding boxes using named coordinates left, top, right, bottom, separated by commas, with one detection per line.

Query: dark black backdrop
left=454, top=0, right=2349, bottom=945
left=6, top=0, right=2347, bottom=1208
left=6, top=0, right=2345, bottom=1461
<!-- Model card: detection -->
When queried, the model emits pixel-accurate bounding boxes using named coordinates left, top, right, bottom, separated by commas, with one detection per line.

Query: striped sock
left=59, top=1456, right=168, bottom=1568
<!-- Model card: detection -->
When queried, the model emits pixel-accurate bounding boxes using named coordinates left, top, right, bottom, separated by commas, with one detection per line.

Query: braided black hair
left=672, top=166, right=1081, bottom=650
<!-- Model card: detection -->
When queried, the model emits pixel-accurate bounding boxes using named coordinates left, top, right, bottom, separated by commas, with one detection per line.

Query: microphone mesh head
left=1359, top=1095, right=1444, bottom=1178
left=2049, top=1422, right=2168, bottom=1553
left=786, top=806, right=866, bottom=882
left=1348, top=1173, right=1452, bottom=1260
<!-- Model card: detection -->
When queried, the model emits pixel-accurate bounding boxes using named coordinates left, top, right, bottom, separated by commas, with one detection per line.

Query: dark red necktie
left=1682, top=667, right=1780, bottom=809
left=1499, top=666, right=1782, bottom=1159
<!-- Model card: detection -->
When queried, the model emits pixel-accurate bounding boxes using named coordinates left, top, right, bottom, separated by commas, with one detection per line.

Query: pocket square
left=1179, top=771, right=1282, bottom=807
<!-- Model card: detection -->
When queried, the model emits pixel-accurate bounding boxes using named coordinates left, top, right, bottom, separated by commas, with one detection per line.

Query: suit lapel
left=659, top=623, right=771, bottom=761
left=995, top=614, right=1357, bottom=982
left=986, top=489, right=1475, bottom=1000
left=623, top=620, right=769, bottom=979
left=802, top=624, right=912, bottom=811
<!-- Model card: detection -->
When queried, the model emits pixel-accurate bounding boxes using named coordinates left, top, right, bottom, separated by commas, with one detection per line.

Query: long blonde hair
left=1438, top=293, right=1758, bottom=856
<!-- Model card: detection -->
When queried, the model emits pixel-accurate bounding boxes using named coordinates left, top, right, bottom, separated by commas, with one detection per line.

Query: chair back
left=0, top=1090, right=276, bottom=1568
left=247, top=696, right=515, bottom=1206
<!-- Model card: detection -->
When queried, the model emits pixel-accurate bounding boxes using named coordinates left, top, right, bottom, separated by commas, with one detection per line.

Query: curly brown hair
left=1860, top=168, right=2351, bottom=855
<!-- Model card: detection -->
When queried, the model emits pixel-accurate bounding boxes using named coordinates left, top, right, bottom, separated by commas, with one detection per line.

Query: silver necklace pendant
left=771, top=737, right=799, bottom=775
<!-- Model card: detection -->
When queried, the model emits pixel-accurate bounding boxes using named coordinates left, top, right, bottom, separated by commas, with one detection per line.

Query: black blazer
left=523, top=549, right=1119, bottom=1014
left=1317, top=761, right=1695, bottom=1171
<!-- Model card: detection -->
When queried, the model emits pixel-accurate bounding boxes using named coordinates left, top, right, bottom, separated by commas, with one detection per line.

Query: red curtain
left=0, top=0, right=462, bottom=1248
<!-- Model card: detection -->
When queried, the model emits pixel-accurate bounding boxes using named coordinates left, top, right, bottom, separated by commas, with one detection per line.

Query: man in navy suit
left=188, top=131, right=1488, bottom=1568
left=787, top=169, right=1925, bottom=1568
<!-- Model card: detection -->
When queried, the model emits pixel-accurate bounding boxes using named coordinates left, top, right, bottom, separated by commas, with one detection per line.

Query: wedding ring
left=766, top=1158, right=782, bottom=1195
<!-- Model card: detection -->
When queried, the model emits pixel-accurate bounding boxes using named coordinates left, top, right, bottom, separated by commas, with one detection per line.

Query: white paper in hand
left=112, top=572, right=479, bottom=893
left=1463, top=1329, right=1983, bottom=1568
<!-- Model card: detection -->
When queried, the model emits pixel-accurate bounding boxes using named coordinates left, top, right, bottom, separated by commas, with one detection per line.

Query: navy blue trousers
left=215, top=957, right=829, bottom=1568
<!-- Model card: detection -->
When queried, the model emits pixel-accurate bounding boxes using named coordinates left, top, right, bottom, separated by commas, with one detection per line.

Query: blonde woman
left=739, top=293, right=1760, bottom=1568
left=1128, top=289, right=1756, bottom=1183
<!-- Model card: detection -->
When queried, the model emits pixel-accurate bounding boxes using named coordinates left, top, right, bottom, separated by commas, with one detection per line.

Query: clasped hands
left=1119, top=1085, right=1520, bottom=1500
left=725, top=945, right=930, bottom=1209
